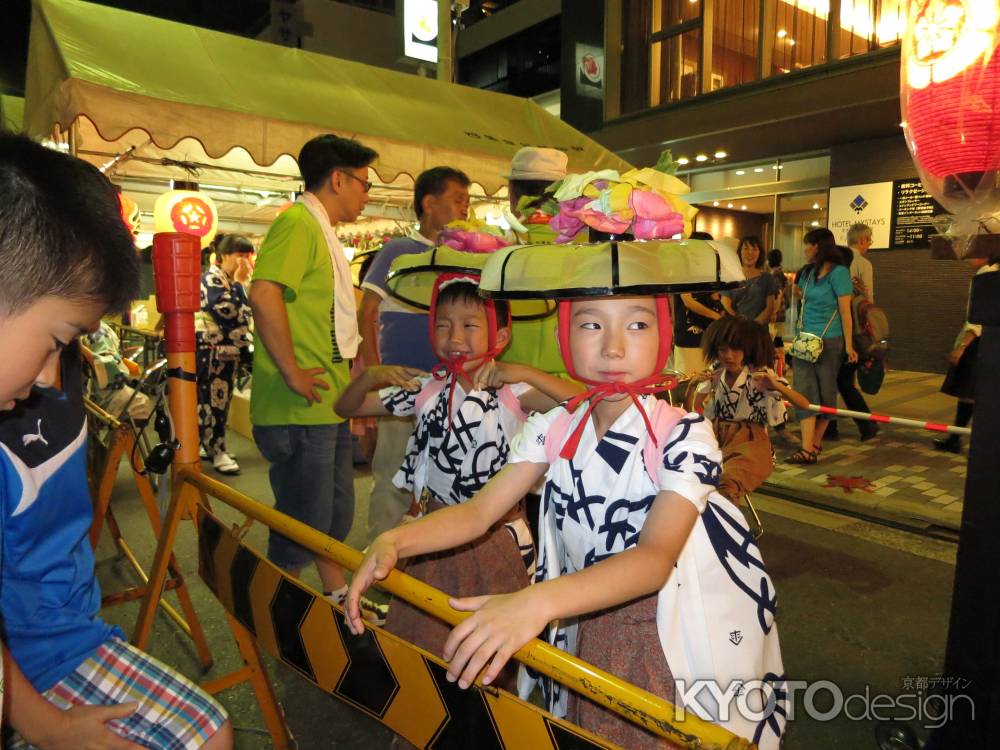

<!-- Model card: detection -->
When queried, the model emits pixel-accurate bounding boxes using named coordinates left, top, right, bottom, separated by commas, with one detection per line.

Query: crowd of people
left=0, top=124, right=971, bottom=750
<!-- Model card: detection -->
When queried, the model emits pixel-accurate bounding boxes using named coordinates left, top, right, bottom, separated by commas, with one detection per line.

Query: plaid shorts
left=8, top=638, right=228, bottom=750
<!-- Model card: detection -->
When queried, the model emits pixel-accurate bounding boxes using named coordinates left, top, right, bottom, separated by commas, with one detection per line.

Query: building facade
left=261, top=0, right=971, bottom=373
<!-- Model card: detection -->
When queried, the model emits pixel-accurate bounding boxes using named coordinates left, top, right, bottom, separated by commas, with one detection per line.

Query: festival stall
left=24, top=0, right=629, bottom=243
left=24, top=0, right=630, bottom=436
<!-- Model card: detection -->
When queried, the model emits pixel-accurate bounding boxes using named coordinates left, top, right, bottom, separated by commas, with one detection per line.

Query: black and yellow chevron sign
left=197, top=509, right=621, bottom=750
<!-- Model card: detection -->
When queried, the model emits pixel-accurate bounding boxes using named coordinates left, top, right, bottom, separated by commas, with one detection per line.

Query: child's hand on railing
left=345, top=536, right=399, bottom=635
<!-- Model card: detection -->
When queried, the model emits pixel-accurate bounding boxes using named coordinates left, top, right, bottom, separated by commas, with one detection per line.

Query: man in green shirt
left=249, top=134, right=376, bottom=603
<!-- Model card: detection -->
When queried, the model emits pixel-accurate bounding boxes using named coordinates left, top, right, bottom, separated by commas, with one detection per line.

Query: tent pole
left=437, top=0, right=453, bottom=82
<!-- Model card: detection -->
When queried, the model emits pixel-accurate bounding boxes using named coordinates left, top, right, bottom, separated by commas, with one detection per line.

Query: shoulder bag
left=789, top=275, right=838, bottom=363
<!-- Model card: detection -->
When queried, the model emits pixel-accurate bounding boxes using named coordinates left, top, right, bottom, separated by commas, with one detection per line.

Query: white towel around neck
left=299, top=192, right=360, bottom=359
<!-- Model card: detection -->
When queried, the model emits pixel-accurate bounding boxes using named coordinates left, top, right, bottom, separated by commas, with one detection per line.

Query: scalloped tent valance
left=25, top=0, right=629, bottom=195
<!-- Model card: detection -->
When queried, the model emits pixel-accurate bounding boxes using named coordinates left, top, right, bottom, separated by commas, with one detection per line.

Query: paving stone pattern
left=766, top=370, right=967, bottom=531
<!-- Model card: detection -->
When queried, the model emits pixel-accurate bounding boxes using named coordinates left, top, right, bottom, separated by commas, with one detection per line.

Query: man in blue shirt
left=358, top=167, right=471, bottom=535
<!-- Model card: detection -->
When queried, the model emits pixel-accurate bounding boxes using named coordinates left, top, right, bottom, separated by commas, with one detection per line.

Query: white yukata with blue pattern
left=509, top=395, right=786, bottom=749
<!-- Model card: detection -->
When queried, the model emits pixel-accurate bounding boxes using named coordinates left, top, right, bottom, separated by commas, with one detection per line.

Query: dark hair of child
left=701, top=316, right=776, bottom=370
left=215, top=233, right=255, bottom=255
left=436, top=281, right=511, bottom=328
left=0, top=132, right=140, bottom=315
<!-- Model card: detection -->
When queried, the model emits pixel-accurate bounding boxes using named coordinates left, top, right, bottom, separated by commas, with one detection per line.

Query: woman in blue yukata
left=195, top=234, right=254, bottom=474
left=347, top=211, right=786, bottom=748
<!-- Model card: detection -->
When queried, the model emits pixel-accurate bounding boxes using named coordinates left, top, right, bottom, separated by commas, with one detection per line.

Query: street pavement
left=767, top=368, right=967, bottom=535
left=91, top=400, right=960, bottom=749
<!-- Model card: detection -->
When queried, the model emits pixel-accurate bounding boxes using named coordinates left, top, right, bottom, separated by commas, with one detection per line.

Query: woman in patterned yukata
left=688, top=316, right=809, bottom=505
left=195, top=234, right=254, bottom=475
left=335, top=275, right=580, bottom=703
left=346, top=238, right=786, bottom=750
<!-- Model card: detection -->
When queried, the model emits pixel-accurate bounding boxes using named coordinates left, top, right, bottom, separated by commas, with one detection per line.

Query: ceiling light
left=810, top=220, right=820, bottom=226
left=735, top=170, right=746, bottom=175
left=741, top=205, right=748, bottom=211
left=753, top=167, right=764, bottom=173
left=713, top=201, right=719, bottom=206
left=812, top=202, right=820, bottom=210
left=777, top=29, right=787, bottom=38
left=727, top=202, right=734, bottom=208
left=789, top=39, right=796, bottom=46
left=695, top=154, right=709, bottom=162
left=677, top=156, right=690, bottom=165
left=714, top=150, right=728, bottom=159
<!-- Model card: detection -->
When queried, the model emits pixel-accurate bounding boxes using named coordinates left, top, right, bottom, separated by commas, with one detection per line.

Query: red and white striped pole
left=803, top=403, right=971, bottom=436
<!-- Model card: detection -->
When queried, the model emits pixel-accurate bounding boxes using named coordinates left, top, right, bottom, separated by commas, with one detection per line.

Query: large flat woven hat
left=386, top=245, right=555, bottom=320
left=479, top=239, right=745, bottom=299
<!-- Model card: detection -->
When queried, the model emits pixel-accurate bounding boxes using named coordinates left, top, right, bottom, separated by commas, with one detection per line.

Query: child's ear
left=495, top=325, right=512, bottom=351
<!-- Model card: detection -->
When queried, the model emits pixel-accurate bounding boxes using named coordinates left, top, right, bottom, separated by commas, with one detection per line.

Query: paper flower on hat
left=539, top=151, right=698, bottom=243
left=437, top=218, right=510, bottom=253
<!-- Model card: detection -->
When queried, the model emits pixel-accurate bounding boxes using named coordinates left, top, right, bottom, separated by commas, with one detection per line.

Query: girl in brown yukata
left=688, top=316, right=809, bottom=505
left=346, top=238, right=786, bottom=750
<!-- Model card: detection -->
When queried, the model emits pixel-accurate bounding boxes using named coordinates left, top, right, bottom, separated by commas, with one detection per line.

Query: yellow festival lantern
left=153, top=180, right=219, bottom=248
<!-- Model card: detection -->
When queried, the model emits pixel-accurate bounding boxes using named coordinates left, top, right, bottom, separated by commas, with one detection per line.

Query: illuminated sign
left=404, top=0, right=438, bottom=63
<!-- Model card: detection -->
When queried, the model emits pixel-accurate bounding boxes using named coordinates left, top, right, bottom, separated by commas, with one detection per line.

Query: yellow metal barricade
left=135, top=469, right=756, bottom=750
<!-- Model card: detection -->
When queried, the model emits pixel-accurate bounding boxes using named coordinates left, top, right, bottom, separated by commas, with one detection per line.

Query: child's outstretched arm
left=753, top=369, right=810, bottom=409
left=471, top=360, right=584, bottom=413
left=683, top=369, right=713, bottom=412
left=344, top=460, right=548, bottom=635
left=442, top=491, right=700, bottom=689
left=334, top=365, right=426, bottom=418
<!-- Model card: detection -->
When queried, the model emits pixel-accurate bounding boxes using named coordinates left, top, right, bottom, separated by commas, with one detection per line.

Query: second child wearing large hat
left=335, top=225, right=581, bottom=737
left=346, top=169, right=785, bottom=750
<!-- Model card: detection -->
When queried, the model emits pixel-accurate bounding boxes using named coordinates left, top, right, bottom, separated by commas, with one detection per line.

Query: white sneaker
left=199, top=446, right=210, bottom=460
left=212, top=452, right=240, bottom=475
left=325, top=589, right=388, bottom=627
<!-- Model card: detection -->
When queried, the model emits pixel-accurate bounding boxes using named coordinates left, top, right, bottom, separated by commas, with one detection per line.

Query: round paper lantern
left=901, top=0, right=1000, bottom=220
left=153, top=183, right=219, bottom=248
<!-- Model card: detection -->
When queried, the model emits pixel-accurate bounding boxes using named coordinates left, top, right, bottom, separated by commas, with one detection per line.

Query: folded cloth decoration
left=541, top=151, right=697, bottom=242
left=437, top=219, right=510, bottom=253
left=549, top=196, right=590, bottom=243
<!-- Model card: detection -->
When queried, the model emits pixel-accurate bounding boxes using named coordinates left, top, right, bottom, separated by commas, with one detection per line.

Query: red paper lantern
left=902, top=0, right=1000, bottom=216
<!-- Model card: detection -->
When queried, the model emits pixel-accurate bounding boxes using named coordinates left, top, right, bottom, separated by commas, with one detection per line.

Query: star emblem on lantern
left=170, top=196, right=214, bottom=238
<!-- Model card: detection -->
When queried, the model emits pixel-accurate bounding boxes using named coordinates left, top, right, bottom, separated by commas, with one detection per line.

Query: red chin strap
left=428, top=273, right=504, bottom=421
left=556, top=295, right=677, bottom=459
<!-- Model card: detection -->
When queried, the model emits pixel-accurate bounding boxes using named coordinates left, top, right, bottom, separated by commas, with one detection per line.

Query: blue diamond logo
left=850, top=195, right=868, bottom=213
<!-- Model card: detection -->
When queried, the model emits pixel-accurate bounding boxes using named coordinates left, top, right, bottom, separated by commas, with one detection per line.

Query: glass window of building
left=838, top=0, right=905, bottom=58
left=711, top=0, right=760, bottom=92
left=619, top=0, right=902, bottom=114
left=649, top=0, right=704, bottom=106
left=767, top=0, right=829, bottom=75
